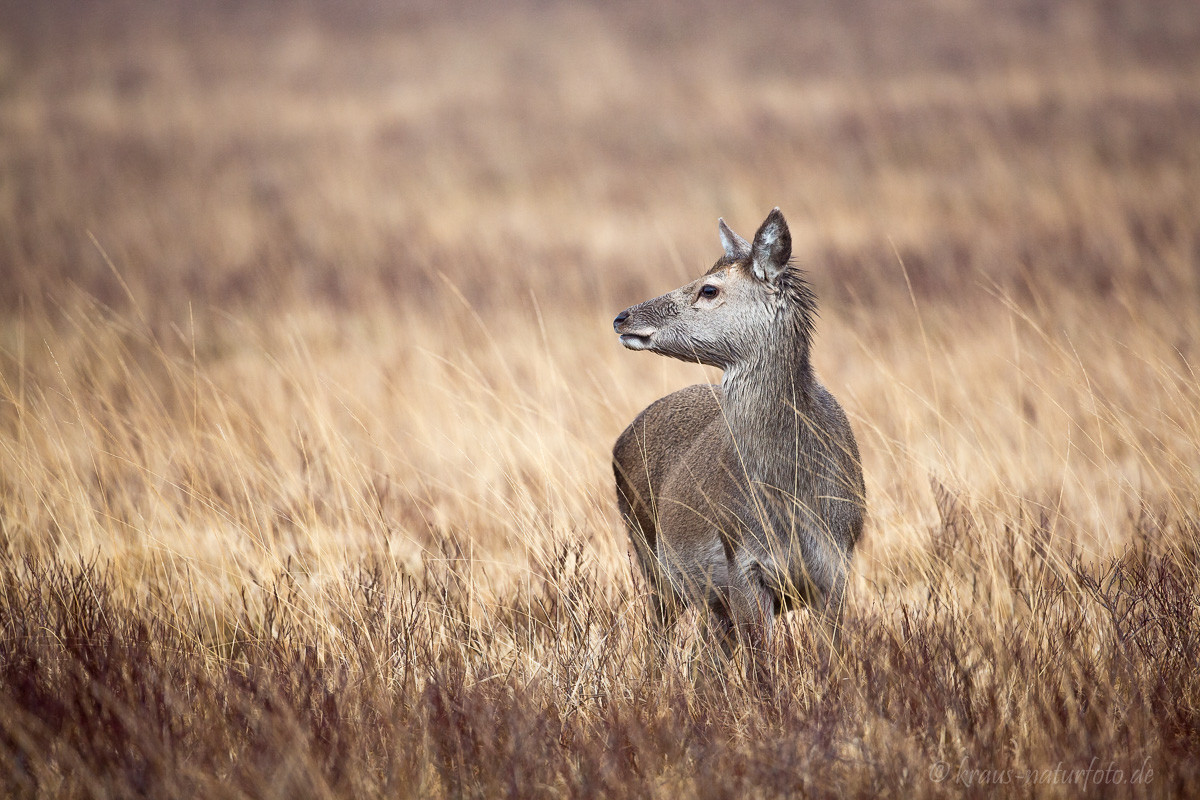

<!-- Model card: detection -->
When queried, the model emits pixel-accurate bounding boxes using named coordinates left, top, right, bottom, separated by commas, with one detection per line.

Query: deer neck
left=720, top=333, right=815, bottom=491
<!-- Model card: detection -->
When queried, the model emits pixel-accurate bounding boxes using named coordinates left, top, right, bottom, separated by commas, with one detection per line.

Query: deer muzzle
left=613, top=307, right=656, bottom=350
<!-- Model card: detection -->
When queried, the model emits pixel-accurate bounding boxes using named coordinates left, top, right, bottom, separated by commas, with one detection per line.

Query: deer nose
left=613, top=310, right=630, bottom=331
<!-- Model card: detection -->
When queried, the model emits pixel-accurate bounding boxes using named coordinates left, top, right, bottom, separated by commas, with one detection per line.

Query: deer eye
left=699, top=284, right=719, bottom=299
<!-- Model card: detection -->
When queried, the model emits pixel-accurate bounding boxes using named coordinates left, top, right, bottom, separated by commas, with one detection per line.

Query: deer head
left=613, top=208, right=813, bottom=369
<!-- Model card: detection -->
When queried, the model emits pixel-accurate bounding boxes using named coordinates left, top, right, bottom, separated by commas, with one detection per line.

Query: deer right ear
left=718, top=218, right=751, bottom=261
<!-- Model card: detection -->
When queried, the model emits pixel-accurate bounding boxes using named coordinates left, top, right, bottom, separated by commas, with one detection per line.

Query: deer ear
left=750, top=208, right=791, bottom=282
left=717, top=218, right=750, bottom=260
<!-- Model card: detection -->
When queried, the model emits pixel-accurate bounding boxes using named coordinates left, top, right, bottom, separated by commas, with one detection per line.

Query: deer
left=612, top=208, right=865, bottom=658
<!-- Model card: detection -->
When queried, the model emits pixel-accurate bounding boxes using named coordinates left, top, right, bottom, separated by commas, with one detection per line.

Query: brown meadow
left=1, top=0, right=1199, bottom=796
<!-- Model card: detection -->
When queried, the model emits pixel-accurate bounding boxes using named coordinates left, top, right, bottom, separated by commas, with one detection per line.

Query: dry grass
left=2, top=0, right=1199, bottom=796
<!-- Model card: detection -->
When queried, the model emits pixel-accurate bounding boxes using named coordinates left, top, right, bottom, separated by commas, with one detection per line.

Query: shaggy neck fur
left=720, top=268, right=819, bottom=502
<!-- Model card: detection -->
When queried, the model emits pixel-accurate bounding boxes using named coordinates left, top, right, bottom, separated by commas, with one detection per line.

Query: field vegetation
left=1, top=0, right=1199, bottom=796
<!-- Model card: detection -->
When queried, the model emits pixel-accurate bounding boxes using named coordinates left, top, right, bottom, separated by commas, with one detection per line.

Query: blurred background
left=5, top=0, right=1197, bottom=319
left=1, top=0, right=1198, bottom=585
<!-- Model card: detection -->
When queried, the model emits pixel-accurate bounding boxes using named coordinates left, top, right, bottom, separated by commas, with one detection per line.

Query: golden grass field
left=2, top=0, right=1199, bottom=796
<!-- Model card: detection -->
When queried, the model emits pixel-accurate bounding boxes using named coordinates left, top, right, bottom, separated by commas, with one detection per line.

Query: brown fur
left=612, top=209, right=865, bottom=653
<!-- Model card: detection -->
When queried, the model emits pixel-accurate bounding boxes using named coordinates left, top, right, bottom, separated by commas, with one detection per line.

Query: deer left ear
left=750, top=208, right=791, bottom=282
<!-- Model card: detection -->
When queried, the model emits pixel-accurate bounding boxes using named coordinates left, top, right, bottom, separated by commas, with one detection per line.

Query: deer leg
left=720, top=562, right=776, bottom=659
left=813, top=567, right=847, bottom=670
left=701, top=565, right=775, bottom=687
